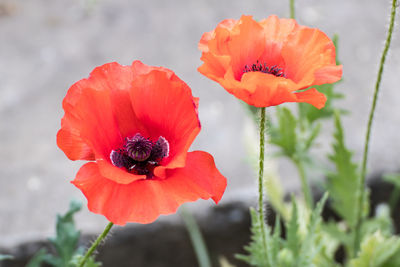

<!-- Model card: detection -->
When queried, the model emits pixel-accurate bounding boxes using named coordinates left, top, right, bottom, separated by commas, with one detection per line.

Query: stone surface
left=0, top=0, right=399, bottom=253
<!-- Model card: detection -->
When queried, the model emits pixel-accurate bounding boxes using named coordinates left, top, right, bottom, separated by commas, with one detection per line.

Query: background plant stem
left=79, top=222, right=114, bottom=267
left=353, top=0, right=398, bottom=255
left=294, top=159, right=313, bottom=209
left=180, top=207, right=212, bottom=267
left=289, top=0, right=295, bottom=19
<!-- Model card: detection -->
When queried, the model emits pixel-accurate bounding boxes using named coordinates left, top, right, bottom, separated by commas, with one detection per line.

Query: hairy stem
left=353, top=0, right=398, bottom=254
left=258, top=107, right=268, bottom=253
left=79, top=222, right=114, bottom=267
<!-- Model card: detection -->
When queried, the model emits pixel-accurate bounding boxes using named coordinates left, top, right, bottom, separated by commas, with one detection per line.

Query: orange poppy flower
left=57, top=61, right=227, bottom=225
left=198, top=15, right=342, bottom=108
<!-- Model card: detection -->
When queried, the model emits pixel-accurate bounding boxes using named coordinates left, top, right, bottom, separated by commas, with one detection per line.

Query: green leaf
left=180, top=208, right=211, bottom=267
left=269, top=107, right=297, bottom=158
left=236, top=208, right=269, bottom=266
left=69, top=255, right=102, bottom=267
left=361, top=204, right=394, bottom=239
left=304, top=123, right=322, bottom=151
left=298, top=83, right=344, bottom=125
left=326, top=112, right=360, bottom=227
left=236, top=208, right=279, bottom=267
left=0, top=254, right=13, bottom=261
left=349, top=231, right=400, bottom=267
left=264, top=167, right=290, bottom=221
left=383, top=174, right=400, bottom=188
left=49, top=200, right=83, bottom=266
left=26, top=249, right=55, bottom=267
left=286, top=197, right=300, bottom=259
left=297, top=193, right=329, bottom=267
left=271, top=216, right=282, bottom=262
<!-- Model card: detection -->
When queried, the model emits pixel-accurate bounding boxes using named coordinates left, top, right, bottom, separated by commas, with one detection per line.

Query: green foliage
left=349, top=231, right=400, bottom=267
left=361, top=204, right=394, bottom=242
left=264, top=165, right=290, bottom=221
left=50, top=200, right=83, bottom=266
left=383, top=174, right=400, bottom=188
left=326, top=112, right=361, bottom=227
left=237, top=194, right=329, bottom=267
left=297, top=193, right=328, bottom=267
left=69, top=255, right=102, bottom=267
left=180, top=208, right=212, bottom=267
left=298, top=82, right=344, bottom=126
left=269, top=107, right=298, bottom=159
left=286, top=197, right=300, bottom=259
left=236, top=208, right=272, bottom=266
left=26, top=200, right=101, bottom=267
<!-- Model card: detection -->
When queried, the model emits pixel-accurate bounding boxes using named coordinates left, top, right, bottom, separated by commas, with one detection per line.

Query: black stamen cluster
left=110, top=134, right=169, bottom=178
left=243, top=61, right=285, bottom=77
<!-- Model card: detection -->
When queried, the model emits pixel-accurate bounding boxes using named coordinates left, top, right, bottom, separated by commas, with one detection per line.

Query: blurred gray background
left=0, top=0, right=399, bottom=248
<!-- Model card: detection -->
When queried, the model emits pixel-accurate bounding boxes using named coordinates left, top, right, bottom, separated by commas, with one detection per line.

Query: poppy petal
left=199, top=19, right=237, bottom=53
left=57, top=115, right=95, bottom=161
left=129, top=69, right=201, bottom=172
left=259, top=15, right=298, bottom=67
left=198, top=53, right=231, bottom=82
left=64, top=86, right=122, bottom=159
left=86, top=62, right=148, bottom=138
left=282, top=27, right=342, bottom=86
left=72, top=151, right=227, bottom=225
left=228, top=15, right=266, bottom=80
left=293, top=88, right=327, bottom=109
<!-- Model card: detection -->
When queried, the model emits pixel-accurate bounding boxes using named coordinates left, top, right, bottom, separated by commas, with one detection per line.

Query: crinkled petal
left=129, top=69, right=201, bottom=173
left=72, top=151, right=227, bottom=225
left=57, top=62, right=153, bottom=184
left=292, top=88, right=327, bottom=109
left=228, top=15, right=266, bottom=80
left=258, top=15, right=298, bottom=67
left=198, top=53, right=231, bottom=82
left=217, top=71, right=326, bottom=108
left=62, top=86, right=122, bottom=159
left=282, top=27, right=342, bottom=86
left=57, top=115, right=95, bottom=161
left=199, top=19, right=237, bottom=53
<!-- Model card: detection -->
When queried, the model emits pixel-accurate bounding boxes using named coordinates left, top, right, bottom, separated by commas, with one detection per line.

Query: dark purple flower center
left=110, top=133, right=169, bottom=178
left=243, top=61, right=285, bottom=77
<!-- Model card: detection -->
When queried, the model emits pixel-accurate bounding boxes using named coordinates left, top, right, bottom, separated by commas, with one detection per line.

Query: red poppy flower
left=198, top=15, right=343, bottom=108
left=57, top=61, right=227, bottom=225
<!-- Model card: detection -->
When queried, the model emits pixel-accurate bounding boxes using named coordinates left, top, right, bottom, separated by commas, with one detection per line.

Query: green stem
left=79, top=222, right=114, bottom=267
left=353, top=0, right=398, bottom=255
left=258, top=107, right=268, bottom=253
left=180, top=208, right=212, bottom=267
left=294, top=159, right=313, bottom=209
left=289, top=0, right=295, bottom=19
